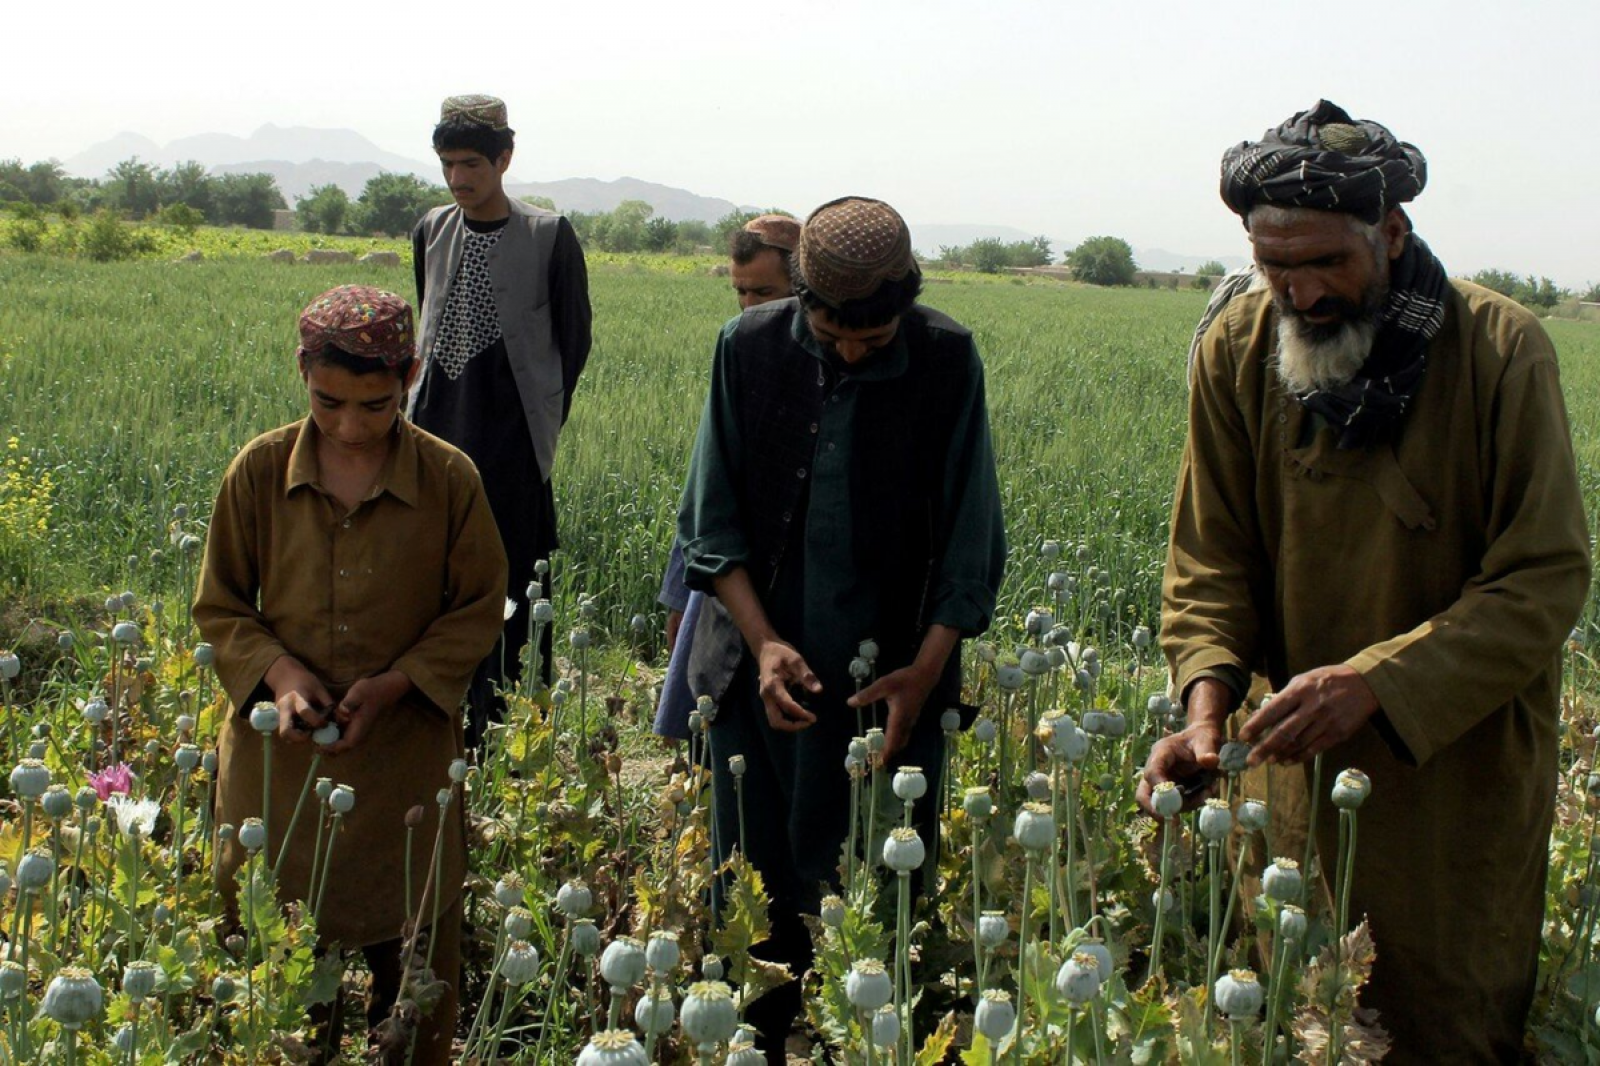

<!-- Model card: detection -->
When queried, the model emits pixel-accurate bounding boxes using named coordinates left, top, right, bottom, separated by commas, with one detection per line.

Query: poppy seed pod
left=972, top=717, right=998, bottom=744
left=1073, top=937, right=1114, bottom=981
left=122, top=960, right=160, bottom=1003
left=1050, top=719, right=1089, bottom=763
left=634, top=989, right=676, bottom=1036
left=1074, top=669, right=1094, bottom=691
left=211, top=974, right=237, bottom=1002
left=570, top=628, right=591, bottom=651
left=701, top=953, right=724, bottom=980
left=105, top=595, right=122, bottom=614
left=600, top=936, right=647, bottom=989
left=820, top=895, right=847, bottom=928
left=1100, top=711, right=1127, bottom=737
left=1198, top=798, right=1233, bottom=842
left=1019, top=649, right=1051, bottom=677
left=977, top=911, right=1010, bottom=949
left=646, top=930, right=680, bottom=973
left=493, top=874, right=524, bottom=908
left=963, top=787, right=994, bottom=819
left=892, top=767, right=927, bottom=801
left=571, top=919, right=602, bottom=957
left=682, top=980, right=739, bottom=1045
left=448, top=759, right=468, bottom=783
left=314, top=778, right=334, bottom=802
left=844, top=959, right=893, bottom=1012
left=217, top=823, right=236, bottom=844
left=1013, top=801, right=1056, bottom=852
left=1046, top=647, right=1068, bottom=671
left=578, top=1029, right=650, bottom=1066
left=940, top=708, right=962, bottom=732
left=534, top=559, right=550, bottom=577
left=1025, top=770, right=1053, bottom=802
left=436, top=785, right=453, bottom=804
left=0, top=651, right=19, bottom=680
left=1237, top=799, right=1269, bottom=833
left=1263, top=858, right=1302, bottom=902
left=111, top=622, right=141, bottom=645
left=858, top=638, right=880, bottom=662
left=202, top=751, right=218, bottom=775
left=1150, top=781, right=1183, bottom=819
left=1331, top=768, right=1372, bottom=810
left=726, top=1043, right=765, bottom=1066
left=531, top=599, right=555, bottom=625
left=0, top=961, right=25, bottom=1000
left=310, top=723, right=339, bottom=747
left=1213, top=969, right=1265, bottom=1017
left=1147, top=693, right=1174, bottom=717
left=1081, top=710, right=1109, bottom=736
left=1025, top=609, right=1051, bottom=636
left=577, top=597, right=598, bottom=621
left=883, top=827, right=926, bottom=872
left=1151, top=888, right=1178, bottom=915
left=248, top=704, right=277, bottom=734
left=1278, top=903, right=1307, bottom=940
left=10, top=757, right=52, bottom=798
left=41, top=785, right=72, bottom=820
left=557, top=879, right=593, bottom=917
left=503, top=907, right=534, bottom=940
left=1055, top=952, right=1102, bottom=1004
left=866, top=729, right=886, bottom=754
left=238, top=818, right=267, bottom=852
left=849, top=657, right=872, bottom=681
left=870, top=1005, right=900, bottom=1048
left=179, top=534, right=202, bottom=554
left=176, top=713, right=197, bottom=735
left=40, top=967, right=104, bottom=1029
left=58, top=631, right=75, bottom=651
left=499, top=940, right=541, bottom=985
left=174, top=744, right=201, bottom=773
left=1216, top=741, right=1251, bottom=775
left=328, top=785, right=356, bottom=814
left=728, top=755, right=746, bottom=777
left=1132, top=625, right=1153, bottom=650
left=995, top=663, right=1025, bottom=691
left=687, top=710, right=703, bottom=734
left=1041, top=539, right=1062, bottom=560
left=974, top=989, right=1016, bottom=1041
left=17, top=848, right=54, bottom=890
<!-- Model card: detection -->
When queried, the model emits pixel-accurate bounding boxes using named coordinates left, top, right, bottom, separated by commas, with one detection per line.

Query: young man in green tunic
left=679, top=197, right=1007, bottom=1058
left=1139, top=101, right=1590, bottom=1062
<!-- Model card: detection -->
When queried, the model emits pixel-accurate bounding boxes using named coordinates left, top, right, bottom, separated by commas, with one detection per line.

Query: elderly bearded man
left=1138, top=101, right=1590, bottom=1062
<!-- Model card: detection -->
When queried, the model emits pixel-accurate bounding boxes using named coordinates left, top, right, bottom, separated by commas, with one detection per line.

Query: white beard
left=1274, top=314, right=1378, bottom=394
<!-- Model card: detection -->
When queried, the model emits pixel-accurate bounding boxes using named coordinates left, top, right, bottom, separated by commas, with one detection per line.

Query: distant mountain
left=507, top=176, right=760, bottom=224
left=210, top=160, right=393, bottom=204
left=1134, top=247, right=1251, bottom=274
left=66, top=125, right=437, bottom=183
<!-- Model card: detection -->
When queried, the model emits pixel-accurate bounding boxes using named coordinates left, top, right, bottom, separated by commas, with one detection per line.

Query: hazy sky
left=5, top=0, right=1596, bottom=285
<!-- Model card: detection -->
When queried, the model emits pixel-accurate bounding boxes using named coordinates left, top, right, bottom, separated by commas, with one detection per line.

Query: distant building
left=272, top=209, right=297, bottom=232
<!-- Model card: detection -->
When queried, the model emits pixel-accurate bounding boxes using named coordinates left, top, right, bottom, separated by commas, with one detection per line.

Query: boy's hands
left=265, top=655, right=334, bottom=742
left=848, top=662, right=938, bottom=761
left=320, top=670, right=413, bottom=756
left=755, top=638, right=821, bottom=732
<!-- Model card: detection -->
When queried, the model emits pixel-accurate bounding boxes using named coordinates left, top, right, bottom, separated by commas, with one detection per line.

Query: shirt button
left=782, top=511, right=793, bottom=523
left=826, top=442, right=836, bottom=452
left=342, top=519, right=352, bottom=529
left=338, top=569, right=349, bottom=577
left=796, top=468, right=807, bottom=479
left=809, top=423, right=819, bottom=434
left=831, top=395, right=841, bottom=404
left=337, top=624, right=349, bottom=633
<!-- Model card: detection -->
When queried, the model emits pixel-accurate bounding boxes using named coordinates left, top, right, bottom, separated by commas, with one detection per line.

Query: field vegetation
left=1, top=238, right=1600, bottom=1062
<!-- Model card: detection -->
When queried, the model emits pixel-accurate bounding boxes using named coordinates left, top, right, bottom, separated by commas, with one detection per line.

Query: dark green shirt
left=679, top=305, right=1006, bottom=693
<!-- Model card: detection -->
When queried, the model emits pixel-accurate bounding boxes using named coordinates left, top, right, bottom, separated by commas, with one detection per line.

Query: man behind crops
left=1138, top=100, right=1590, bottom=1061
left=678, top=197, right=1006, bottom=1055
left=655, top=214, right=801, bottom=740
left=408, top=93, right=592, bottom=747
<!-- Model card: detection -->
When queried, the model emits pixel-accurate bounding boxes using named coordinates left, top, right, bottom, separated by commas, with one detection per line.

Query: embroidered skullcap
left=798, top=197, right=917, bottom=307
left=742, top=214, right=801, bottom=253
left=296, top=286, right=415, bottom=367
left=439, top=94, right=509, bottom=131
left=1221, top=100, right=1426, bottom=226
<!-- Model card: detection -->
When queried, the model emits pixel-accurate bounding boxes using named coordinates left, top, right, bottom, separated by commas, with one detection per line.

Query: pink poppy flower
left=88, top=762, right=134, bottom=802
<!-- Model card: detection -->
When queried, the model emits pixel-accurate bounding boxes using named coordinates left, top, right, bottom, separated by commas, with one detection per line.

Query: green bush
left=82, top=209, right=138, bottom=262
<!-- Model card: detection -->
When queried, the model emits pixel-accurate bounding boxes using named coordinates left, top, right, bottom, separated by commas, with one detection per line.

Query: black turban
left=1220, top=100, right=1426, bottom=225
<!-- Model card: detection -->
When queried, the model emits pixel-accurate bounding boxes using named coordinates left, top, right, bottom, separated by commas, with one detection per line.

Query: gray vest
left=409, top=198, right=567, bottom=481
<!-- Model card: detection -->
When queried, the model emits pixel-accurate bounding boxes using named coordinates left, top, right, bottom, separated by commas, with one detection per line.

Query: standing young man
left=410, top=94, right=592, bottom=745
left=679, top=197, right=1006, bottom=1057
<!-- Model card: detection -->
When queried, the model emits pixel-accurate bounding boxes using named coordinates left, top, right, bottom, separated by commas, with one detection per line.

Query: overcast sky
left=5, top=0, right=1596, bottom=285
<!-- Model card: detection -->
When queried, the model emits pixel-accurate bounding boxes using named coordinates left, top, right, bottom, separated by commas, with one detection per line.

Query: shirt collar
left=790, top=306, right=910, bottom=382
left=283, top=418, right=419, bottom=508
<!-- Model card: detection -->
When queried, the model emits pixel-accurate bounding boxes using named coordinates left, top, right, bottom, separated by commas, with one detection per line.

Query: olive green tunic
left=195, top=418, right=507, bottom=947
left=1164, top=281, right=1591, bottom=1062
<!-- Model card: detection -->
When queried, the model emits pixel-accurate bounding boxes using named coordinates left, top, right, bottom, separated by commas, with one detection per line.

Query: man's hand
left=665, top=609, right=685, bottom=656
left=1136, top=676, right=1233, bottom=815
left=321, top=670, right=413, bottom=756
left=849, top=663, right=939, bottom=761
left=1240, top=664, right=1378, bottom=766
left=755, top=639, right=821, bottom=732
left=264, top=655, right=333, bottom=743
